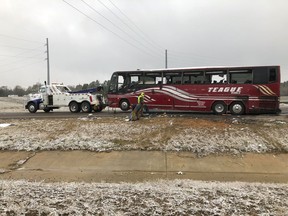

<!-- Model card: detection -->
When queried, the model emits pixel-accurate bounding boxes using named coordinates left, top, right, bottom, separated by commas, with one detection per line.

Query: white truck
left=25, top=82, right=106, bottom=113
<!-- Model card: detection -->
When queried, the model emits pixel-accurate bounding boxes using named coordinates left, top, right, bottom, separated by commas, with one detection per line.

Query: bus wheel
left=119, top=99, right=130, bottom=111
left=212, top=101, right=227, bottom=115
left=69, top=101, right=80, bottom=113
left=230, top=102, right=245, bottom=115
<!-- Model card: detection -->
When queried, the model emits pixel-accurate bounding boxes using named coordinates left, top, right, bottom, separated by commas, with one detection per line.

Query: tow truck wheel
left=212, top=101, right=227, bottom=115
left=27, top=102, right=37, bottom=113
left=119, top=99, right=130, bottom=111
left=81, top=101, right=92, bottom=113
left=69, top=101, right=80, bottom=113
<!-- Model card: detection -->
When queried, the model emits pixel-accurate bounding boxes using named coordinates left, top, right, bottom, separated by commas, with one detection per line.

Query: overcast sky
left=0, top=0, right=288, bottom=88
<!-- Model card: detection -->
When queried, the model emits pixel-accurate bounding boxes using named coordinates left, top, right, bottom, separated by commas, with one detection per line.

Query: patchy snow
left=0, top=179, right=287, bottom=215
left=0, top=123, right=11, bottom=128
left=0, top=117, right=288, bottom=156
left=0, top=96, right=26, bottom=112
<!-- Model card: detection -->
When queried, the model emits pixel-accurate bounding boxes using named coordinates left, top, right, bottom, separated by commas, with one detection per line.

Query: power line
left=0, top=44, right=43, bottom=51
left=0, top=52, right=43, bottom=60
left=79, top=0, right=162, bottom=58
left=0, top=45, right=45, bottom=63
left=62, top=0, right=162, bottom=59
left=107, top=0, right=165, bottom=51
left=0, top=59, right=44, bottom=74
left=97, top=0, right=163, bottom=53
left=0, top=34, right=43, bottom=44
left=0, top=40, right=46, bottom=76
left=0, top=53, right=44, bottom=68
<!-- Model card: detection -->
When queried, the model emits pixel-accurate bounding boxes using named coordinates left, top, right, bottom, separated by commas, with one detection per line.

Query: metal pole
left=46, top=38, right=50, bottom=85
left=165, top=49, right=168, bottom=69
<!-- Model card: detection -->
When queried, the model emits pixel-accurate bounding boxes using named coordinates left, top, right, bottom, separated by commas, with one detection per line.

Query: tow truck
left=25, top=82, right=106, bottom=113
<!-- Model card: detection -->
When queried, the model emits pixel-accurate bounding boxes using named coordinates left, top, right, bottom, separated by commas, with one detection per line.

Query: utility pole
left=165, top=49, right=168, bottom=69
left=45, top=38, right=50, bottom=85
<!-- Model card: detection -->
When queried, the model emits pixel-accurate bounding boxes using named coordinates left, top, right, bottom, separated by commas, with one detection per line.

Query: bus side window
left=145, top=72, right=162, bottom=85
left=230, top=70, right=252, bottom=84
left=165, top=77, right=172, bottom=84
left=269, top=68, right=277, bottom=82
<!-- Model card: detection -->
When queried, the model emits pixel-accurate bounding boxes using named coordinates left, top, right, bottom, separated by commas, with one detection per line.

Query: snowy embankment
left=0, top=116, right=288, bottom=156
left=1, top=179, right=287, bottom=215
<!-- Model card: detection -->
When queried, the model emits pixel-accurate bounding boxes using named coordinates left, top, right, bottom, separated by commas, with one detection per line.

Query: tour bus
left=107, top=66, right=280, bottom=115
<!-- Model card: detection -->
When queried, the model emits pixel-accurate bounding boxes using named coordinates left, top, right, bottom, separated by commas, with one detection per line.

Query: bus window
left=230, top=70, right=252, bottom=84
left=165, top=72, right=182, bottom=84
left=129, top=73, right=142, bottom=88
left=118, top=74, right=125, bottom=89
left=269, top=68, right=277, bottom=83
left=109, top=74, right=118, bottom=92
left=131, top=76, right=139, bottom=83
left=253, top=67, right=278, bottom=84
left=205, top=70, right=227, bottom=84
left=253, top=68, right=268, bottom=84
left=183, top=71, right=204, bottom=84
left=144, top=72, right=162, bottom=85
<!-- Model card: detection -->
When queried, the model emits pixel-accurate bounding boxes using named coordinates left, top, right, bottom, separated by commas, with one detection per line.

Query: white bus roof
left=115, top=65, right=279, bottom=73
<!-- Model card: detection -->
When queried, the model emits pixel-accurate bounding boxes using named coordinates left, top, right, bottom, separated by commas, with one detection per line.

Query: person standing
left=129, top=92, right=145, bottom=121
left=137, top=92, right=145, bottom=119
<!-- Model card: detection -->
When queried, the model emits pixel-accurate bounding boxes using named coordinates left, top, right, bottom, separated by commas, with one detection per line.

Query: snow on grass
left=0, top=179, right=287, bottom=215
left=0, top=117, right=287, bottom=156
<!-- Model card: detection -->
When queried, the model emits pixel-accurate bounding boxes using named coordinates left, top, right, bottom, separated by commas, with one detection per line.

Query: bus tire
left=27, top=102, right=37, bottom=113
left=230, top=101, right=245, bottom=115
left=81, top=101, right=92, bottom=113
left=212, top=101, right=227, bottom=115
left=119, top=99, right=130, bottom=111
left=69, top=101, right=80, bottom=113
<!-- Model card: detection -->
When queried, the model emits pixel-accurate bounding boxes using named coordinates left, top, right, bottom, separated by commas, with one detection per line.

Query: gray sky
left=0, top=0, right=288, bottom=88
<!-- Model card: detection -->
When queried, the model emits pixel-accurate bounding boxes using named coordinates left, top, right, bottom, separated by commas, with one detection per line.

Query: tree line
left=1, top=81, right=288, bottom=97
left=0, top=80, right=110, bottom=97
